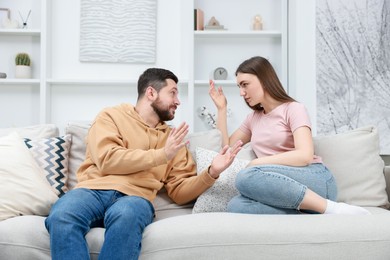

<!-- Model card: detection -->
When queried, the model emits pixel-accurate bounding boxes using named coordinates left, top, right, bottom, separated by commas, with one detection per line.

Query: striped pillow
left=24, top=135, right=71, bottom=197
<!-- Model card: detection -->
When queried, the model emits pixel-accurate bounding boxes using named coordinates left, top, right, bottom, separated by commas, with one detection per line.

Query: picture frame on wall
left=79, top=0, right=157, bottom=64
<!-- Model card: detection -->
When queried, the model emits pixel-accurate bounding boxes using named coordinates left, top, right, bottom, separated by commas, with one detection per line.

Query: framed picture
left=316, top=0, right=390, bottom=154
left=79, top=0, right=157, bottom=64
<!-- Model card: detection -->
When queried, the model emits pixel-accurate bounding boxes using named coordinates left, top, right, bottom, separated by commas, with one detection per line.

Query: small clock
left=213, top=67, right=228, bottom=80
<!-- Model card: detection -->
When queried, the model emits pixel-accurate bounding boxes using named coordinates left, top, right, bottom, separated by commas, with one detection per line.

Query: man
left=45, top=68, right=242, bottom=259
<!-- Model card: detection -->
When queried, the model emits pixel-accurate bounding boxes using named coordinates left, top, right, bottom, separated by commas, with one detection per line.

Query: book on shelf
left=194, top=9, right=204, bottom=31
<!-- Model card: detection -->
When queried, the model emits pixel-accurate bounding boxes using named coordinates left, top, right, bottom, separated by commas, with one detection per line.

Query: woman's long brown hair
left=235, top=56, right=295, bottom=111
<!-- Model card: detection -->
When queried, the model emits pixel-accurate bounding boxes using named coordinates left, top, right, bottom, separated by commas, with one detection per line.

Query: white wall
left=48, top=1, right=317, bottom=133
left=288, top=0, right=317, bottom=134
left=48, top=0, right=189, bottom=131
left=50, top=0, right=185, bottom=79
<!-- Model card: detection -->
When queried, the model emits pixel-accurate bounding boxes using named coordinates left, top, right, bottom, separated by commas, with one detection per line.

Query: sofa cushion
left=65, top=121, right=91, bottom=190
left=140, top=211, right=390, bottom=259
left=0, top=124, right=58, bottom=139
left=0, top=215, right=103, bottom=260
left=24, top=135, right=71, bottom=197
left=0, top=132, right=58, bottom=221
left=185, top=128, right=222, bottom=158
left=1, top=208, right=390, bottom=260
left=314, top=126, right=389, bottom=208
left=152, top=187, right=193, bottom=221
left=192, top=147, right=249, bottom=213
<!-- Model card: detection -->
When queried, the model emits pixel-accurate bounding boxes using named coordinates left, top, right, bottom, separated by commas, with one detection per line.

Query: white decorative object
left=79, top=0, right=157, bottom=64
left=1, top=8, right=18, bottom=29
left=253, top=14, right=263, bottom=30
left=2, top=17, right=19, bottom=29
left=204, top=16, right=226, bottom=30
left=199, top=106, right=216, bottom=128
left=15, top=65, right=31, bottom=79
left=199, top=106, right=232, bottom=129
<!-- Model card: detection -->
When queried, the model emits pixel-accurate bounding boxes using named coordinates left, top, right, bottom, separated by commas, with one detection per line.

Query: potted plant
left=15, top=52, right=31, bottom=79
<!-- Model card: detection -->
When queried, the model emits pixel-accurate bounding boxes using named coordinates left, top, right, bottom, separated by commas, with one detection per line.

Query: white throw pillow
left=0, top=132, right=58, bottom=221
left=314, top=126, right=389, bottom=208
left=192, top=147, right=249, bottom=213
left=0, top=124, right=58, bottom=139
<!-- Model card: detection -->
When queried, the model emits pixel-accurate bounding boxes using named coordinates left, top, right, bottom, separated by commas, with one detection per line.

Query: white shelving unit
left=0, top=0, right=43, bottom=127
left=189, top=0, right=288, bottom=133
left=0, top=0, right=289, bottom=133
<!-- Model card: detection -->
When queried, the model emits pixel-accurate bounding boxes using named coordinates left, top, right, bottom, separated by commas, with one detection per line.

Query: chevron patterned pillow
left=24, top=135, right=71, bottom=197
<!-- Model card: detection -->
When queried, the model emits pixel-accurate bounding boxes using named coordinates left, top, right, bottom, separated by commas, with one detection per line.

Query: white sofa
left=1, top=122, right=390, bottom=260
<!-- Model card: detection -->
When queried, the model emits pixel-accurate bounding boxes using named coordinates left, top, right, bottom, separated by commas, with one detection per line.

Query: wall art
left=316, top=0, right=390, bottom=153
left=79, top=0, right=157, bottom=64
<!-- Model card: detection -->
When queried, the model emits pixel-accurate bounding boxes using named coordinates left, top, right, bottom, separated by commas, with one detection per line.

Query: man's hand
left=164, top=122, right=189, bottom=161
left=208, top=140, right=243, bottom=179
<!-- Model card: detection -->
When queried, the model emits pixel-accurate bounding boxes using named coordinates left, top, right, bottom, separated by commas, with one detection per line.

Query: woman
left=209, top=56, right=370, bottom=215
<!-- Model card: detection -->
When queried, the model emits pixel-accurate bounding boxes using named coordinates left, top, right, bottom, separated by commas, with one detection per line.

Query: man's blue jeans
left=227, top=163, right=337, bottom=214
left=45, top=188, right=155, bottom=260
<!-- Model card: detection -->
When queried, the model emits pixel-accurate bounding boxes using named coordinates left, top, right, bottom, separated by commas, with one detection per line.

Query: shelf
left=195, top=80, right=237, bottom=86
left=47, top=79, right=137, bottom=86
left=0, top=29, right=41, bottom=36
left=47, top=79, right=189, bottom=86
left=194, top=30, right=282, bottom=38
left=0, top=78, right=40, bottom=85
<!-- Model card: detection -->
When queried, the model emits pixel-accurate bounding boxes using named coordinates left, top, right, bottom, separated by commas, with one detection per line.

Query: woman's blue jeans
left=45, top=188, right=155, bottom=260
left=227, top=163, right=337, bottom=214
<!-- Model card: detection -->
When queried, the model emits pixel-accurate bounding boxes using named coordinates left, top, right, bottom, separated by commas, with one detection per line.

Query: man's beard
left=151, top=98, right=175, bottom=121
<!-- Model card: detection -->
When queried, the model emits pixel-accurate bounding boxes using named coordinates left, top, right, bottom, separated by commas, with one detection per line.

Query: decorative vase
left=15, top=65, right=31, bottom=79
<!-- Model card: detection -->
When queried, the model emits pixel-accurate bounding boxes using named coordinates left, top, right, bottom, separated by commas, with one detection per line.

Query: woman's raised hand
left=209, top=80, right=227, bottom=110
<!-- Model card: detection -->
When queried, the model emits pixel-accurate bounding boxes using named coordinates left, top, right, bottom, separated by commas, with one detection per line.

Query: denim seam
left=295, top=186, right=307, bottom=210
left=262, top=172, right=307, bottom=209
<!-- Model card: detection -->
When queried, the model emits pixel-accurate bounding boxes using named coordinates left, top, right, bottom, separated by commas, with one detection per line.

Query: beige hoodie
left=76, top=103, right=216, bottom=205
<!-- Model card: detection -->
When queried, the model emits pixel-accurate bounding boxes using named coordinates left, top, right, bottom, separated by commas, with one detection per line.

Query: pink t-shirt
left=239, top=102, right=322, bottom=164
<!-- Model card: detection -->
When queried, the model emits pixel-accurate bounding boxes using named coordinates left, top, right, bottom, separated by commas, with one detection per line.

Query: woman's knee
left=227, top=195, right=251, bottom=213
left=235, top=167, right=264, bottom=192
left=227, top=196, right=241, bottom=213
left=235, top=168, right=253, bottom=190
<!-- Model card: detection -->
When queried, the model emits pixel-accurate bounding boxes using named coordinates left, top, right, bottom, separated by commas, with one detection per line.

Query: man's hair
left=137, top=68, right=178, bottom=100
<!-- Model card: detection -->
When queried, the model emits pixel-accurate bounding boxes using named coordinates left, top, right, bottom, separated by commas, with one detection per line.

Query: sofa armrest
left=384, top=166, right=390, bottom=200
